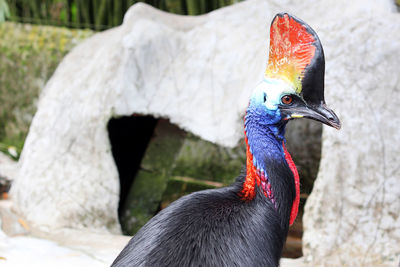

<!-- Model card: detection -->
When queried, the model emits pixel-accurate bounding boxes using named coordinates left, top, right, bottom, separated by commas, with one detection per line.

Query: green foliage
left=0, top=22, right=93, bottom=156
left=0, top=0, right=9, bottom=22
left=6, top=0, right=242, bottom=30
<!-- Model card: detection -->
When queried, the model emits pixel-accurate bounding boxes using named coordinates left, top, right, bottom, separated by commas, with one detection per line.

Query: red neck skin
left=240, top=134, right=300, bottom=226
left=282, top=142, right=300, bottom=226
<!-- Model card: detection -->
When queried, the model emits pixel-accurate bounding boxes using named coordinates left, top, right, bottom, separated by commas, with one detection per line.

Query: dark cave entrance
left=107, top=116, right=187, bottom=235
left=107, top=115, right=158, bottom=217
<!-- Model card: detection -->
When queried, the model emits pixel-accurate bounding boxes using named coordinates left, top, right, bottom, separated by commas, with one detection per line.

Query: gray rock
left=302, top=7, right=400, bottom=266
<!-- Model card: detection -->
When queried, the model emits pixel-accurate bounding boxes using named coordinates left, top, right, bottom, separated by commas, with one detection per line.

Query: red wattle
left=240, top=135, right=259, bottom=201
left=282, top=141, right=300, bottom=226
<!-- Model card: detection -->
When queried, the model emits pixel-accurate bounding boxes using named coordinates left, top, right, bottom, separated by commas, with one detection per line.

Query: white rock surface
left=0, top=227, right=129, bottom=267
left=0, top=235, right=105, bottom=267
left=302, top=6, right=400, bottom=267
left=9, top=0, right=400, bottom=265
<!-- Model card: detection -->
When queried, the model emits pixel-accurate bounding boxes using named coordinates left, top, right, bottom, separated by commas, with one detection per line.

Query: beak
left=284, top=103, right=341, bottom=130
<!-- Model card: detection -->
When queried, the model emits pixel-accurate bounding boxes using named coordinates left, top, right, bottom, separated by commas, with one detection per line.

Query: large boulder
left=302, top=6, right=400, bottom=267
left=9, top=0, right=400, bottom=265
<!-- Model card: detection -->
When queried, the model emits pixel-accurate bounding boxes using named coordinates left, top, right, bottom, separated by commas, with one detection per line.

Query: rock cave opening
left=107, top=115, right=158, bottom=219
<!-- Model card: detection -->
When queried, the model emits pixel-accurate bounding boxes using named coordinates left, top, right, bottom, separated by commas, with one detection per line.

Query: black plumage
left=113, top=159, right=295, bottom=267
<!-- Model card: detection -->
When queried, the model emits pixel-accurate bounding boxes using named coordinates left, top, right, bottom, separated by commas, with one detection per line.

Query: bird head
left=248, top=13, right=340, bottom=130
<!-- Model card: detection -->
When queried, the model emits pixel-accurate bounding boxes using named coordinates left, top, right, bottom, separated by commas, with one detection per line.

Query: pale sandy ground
left=0, top=227, right=304, bottom=267
left=0, top=232, right=303, bottom=267
left=0, top=226, right=130, bottom=267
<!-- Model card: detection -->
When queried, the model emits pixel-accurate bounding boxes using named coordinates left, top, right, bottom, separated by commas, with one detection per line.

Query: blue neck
left=244, top=106, right=296, bottom=231
left=244, top=107, right=287, bottom=172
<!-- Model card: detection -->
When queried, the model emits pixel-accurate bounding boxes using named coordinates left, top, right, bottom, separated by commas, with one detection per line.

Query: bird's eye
left=281, top=95, right=293, bottom=105
left=263, top=93, right=267, bottom=102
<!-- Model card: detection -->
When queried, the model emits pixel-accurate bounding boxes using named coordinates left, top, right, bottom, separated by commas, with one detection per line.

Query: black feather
left=112, top=159, right=294, bottom=267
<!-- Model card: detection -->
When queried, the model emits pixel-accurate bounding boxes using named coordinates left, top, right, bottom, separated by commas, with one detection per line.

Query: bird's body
left=113, top=13, right=340, bottom=267
left=115, top=178, right=286, bottom=266
left=114, top=120, right=295, bottom=267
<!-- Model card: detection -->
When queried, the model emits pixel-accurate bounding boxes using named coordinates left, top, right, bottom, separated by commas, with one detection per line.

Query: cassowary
left=112, top=13, right=340, bottom=267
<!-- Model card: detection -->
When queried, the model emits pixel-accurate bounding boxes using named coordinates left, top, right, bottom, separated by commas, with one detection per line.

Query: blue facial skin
left=244, top=81, right=290, bottom=173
